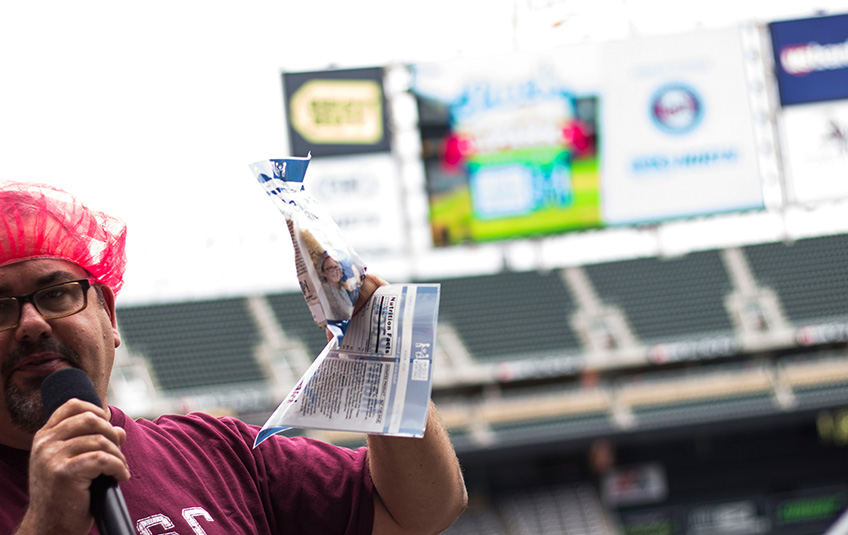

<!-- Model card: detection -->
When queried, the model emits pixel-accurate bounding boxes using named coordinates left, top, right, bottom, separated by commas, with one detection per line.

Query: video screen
left=414, top=81, right=601, bottom=247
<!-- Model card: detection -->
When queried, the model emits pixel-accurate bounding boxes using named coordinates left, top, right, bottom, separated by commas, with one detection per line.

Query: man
left=0, top=181, right=467, bottom=534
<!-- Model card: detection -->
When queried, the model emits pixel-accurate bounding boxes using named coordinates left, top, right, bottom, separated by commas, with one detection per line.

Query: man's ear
left=98, top=284, right=122, bottom=348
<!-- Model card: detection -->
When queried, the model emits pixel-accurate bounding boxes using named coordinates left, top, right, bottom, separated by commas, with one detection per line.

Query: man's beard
left=2, top=339, right=83, bottom=434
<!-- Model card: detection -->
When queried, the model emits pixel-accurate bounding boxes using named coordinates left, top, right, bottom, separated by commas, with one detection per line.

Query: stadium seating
left=114, top=231, right=848, bottom=534
left=117, top=297, right=264, bottom=392
left=115, top=232, right=848, bottom=438
left=434, top=270, right=583, bottom=363
left=744, top=234, right=848, bottom=324
left=583, top=250, right=734, bottom=343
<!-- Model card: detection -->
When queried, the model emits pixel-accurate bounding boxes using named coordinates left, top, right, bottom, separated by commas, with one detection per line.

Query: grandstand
left=113, top=231, right=848, bottom=534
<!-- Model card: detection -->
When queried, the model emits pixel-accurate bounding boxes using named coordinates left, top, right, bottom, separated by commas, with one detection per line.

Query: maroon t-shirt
left=0, top=407, right=374, bottom=534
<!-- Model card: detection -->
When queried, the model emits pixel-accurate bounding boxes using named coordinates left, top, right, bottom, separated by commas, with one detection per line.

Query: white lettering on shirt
left=135, top=507, right=214, bottom=535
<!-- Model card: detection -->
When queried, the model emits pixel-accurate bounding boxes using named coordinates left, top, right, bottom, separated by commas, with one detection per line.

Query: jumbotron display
left=409, top=26, right=768, bottom=246
left=412, top=55, right=602, bottom=246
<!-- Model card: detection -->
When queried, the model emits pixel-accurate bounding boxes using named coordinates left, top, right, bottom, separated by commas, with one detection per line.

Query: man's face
left=0, top=258, right=121, bottom=444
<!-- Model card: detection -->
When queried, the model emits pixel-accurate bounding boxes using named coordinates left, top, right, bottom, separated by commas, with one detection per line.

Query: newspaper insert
left=254, top=283, right=439, bottom=447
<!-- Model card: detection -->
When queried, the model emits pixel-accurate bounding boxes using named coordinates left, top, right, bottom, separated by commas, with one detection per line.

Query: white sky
left=1, top=1, right=846, bottom=305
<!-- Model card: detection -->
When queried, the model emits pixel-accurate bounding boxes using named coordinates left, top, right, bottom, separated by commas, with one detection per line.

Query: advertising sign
left=602, top=463, right=667, bottom=507
left=780, top=100, right=848, bottom=204
left=687, top=498, right=770, bottom=535
left=769, top=486, right=847, bottom=535
left=769, top=13, right=848, bottom=107
left=302, top=153, right=406, bottom=258
left=283, top=67, right=391, bottom=157
left=410, top=29, right=768, bottom=248
left=618, top=507, right=684, bottom=535
left=600, top=27, right=765, bottom=226
left=410, top=46, right=602, bottom=246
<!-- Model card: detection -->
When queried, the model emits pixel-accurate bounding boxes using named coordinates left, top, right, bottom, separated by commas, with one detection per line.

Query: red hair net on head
left=0, top=181, right=127, bottom=295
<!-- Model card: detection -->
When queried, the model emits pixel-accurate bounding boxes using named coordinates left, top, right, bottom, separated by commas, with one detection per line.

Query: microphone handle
left=90, top=475, right=135, bottom=535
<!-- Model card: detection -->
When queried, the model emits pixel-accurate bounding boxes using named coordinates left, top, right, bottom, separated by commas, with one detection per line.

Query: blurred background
left=4, top=1, right=848, bottom=533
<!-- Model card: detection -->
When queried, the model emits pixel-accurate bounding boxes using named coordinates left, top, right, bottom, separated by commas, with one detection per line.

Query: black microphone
left=41, top=368, right=136, bottom=535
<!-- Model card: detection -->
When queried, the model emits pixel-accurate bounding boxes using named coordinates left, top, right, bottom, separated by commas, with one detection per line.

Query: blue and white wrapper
left=254, top=283, right=439, bottom=446
left=250, top=155, right=367, bottom=341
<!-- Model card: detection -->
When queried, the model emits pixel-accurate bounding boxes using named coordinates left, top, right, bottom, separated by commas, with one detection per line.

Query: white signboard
left=304, top=153, right=406, bottom=259
left=602, top=463, right=667, bottom=506
left=780, top=100, right=848, bottom=205
left=600, top=26, right=765, bottom=225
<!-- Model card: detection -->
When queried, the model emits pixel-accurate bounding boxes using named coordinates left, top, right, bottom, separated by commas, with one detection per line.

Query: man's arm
left=368, top=401, right=467, bottom=534
left=351, top=274, right=467, bottom=534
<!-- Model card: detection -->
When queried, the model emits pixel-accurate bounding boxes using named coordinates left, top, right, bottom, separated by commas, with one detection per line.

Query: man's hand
left=354, top=273, right=389, bottom=315
left=326, top=273, right=389, bottom=342
left=16, top=399, right=129, bottom=535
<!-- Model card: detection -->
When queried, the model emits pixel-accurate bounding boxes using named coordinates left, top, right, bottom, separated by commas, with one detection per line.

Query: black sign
left=283, top=67, right=391, bottom=157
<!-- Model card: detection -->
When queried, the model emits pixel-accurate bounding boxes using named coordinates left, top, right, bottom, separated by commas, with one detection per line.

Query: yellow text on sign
left=289, top=79, right=384, bottom=145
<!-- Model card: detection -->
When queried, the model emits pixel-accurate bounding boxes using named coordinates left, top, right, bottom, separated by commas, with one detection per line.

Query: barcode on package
left=411, top=359, right=430, bottom=381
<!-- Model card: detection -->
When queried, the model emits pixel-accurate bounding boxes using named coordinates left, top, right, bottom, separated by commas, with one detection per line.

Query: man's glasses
left=0, top=279, right=93, bottom=332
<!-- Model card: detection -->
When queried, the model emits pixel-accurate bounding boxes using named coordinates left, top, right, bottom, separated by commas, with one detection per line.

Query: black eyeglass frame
left=0, top=278, right=94, bottom=333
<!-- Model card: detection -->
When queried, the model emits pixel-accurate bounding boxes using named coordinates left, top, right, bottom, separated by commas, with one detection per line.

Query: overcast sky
left=1, top=1, right=846, bottom=305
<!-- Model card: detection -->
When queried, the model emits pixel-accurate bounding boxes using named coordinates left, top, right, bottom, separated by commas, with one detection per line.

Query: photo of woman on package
left=250, top=155, right=367, bottom=329
left=317, top=249, right=363, bottom=321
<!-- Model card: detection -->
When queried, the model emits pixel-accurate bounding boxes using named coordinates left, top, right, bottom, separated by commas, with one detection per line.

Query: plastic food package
left=253, top=283, right=440, bottom=444
left=249, top=155, right=366, bottom=339
left=249, top=156, right=439, bottom=443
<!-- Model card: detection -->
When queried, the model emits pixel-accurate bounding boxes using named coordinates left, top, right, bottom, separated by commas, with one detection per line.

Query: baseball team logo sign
left=600, top=26, right=765, bottom=225
left=650, top=84, right=703, bottom=135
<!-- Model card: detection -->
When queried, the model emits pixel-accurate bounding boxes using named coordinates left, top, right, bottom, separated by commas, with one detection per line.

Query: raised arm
left=368, top=401, right=467, bottom=534
left=352, top=274, right=467, bottom=534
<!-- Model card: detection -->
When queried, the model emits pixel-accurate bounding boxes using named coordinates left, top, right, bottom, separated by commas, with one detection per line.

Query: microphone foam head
left=41, top=368, right=102, bottom=419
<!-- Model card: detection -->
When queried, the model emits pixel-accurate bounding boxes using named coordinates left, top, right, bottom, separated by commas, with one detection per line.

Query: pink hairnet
left=0, top=181, right=127, bottom=295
